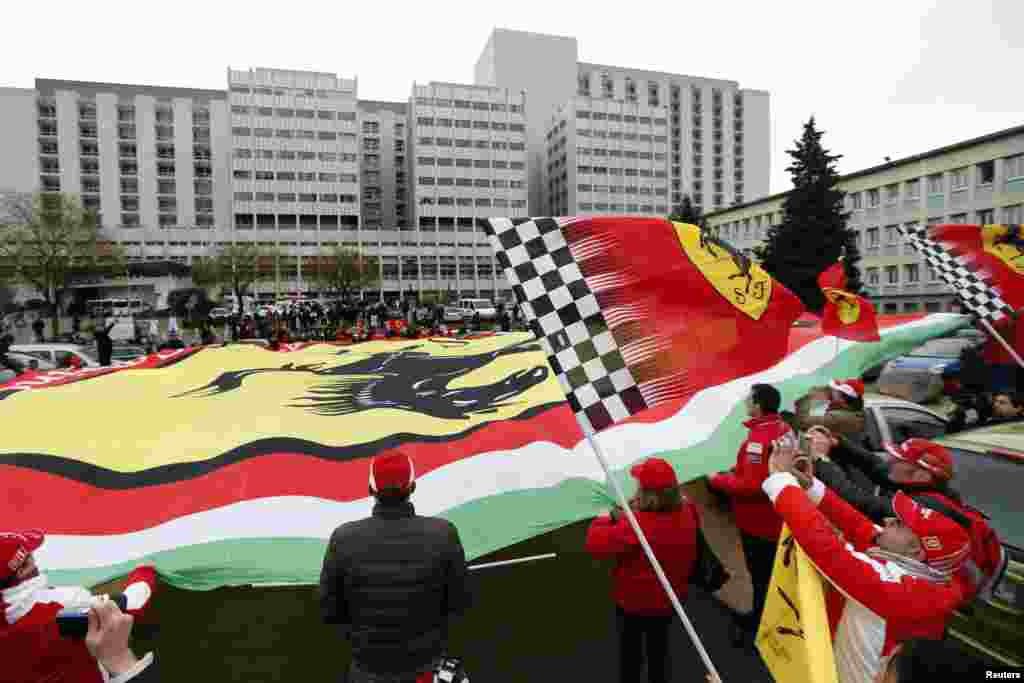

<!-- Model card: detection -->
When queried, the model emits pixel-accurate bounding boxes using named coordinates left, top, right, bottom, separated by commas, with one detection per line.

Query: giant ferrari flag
left=483, top=217, right=806, bottom=434
left=2, top=315, right=967, bottom=590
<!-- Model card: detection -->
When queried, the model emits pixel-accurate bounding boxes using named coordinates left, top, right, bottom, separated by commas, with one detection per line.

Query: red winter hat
left=884, top=439, right=954, bottom=482
left=892, top=492, right=969, bottom=575
left=370, top=452, right=416, bottom=493
left=0, top=530, right=44, bottom=582
left=829, top=378, right=864, bottom=400
left=630, top=458, right=678, bottom=490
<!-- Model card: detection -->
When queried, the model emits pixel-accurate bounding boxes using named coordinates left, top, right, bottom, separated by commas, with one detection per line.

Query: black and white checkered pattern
left=900, top=227, right=1014, bottom=323
left=484, top=217, right=648, bottom=435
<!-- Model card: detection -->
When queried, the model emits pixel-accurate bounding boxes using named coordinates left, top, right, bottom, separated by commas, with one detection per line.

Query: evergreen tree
left=754, top=118, right=861, bottom=312
left=668, top=194, right=704, bottom=226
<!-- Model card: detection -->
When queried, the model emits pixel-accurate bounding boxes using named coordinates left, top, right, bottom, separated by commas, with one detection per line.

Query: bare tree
left=309, top=245, right=379, bottom=302
left=190, top=243, right=280, bottom=316
left=0, top=193, right=126, bottom=337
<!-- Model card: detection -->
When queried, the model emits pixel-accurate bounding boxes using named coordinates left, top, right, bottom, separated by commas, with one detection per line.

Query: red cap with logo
left=369, top=452, right=416, bottom=493
left=0, top=530, right=44, bottom=582
left=629, top=458, right=679, bottom=490
left=829, top=378, right=865, bottom=400
left=884, top=439, right=954, bottom=482
left=892, top=492, right=969, bottom=575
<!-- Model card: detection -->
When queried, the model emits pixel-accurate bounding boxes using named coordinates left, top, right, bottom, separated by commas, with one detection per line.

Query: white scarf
left=865, top=548, right=950, bottom=583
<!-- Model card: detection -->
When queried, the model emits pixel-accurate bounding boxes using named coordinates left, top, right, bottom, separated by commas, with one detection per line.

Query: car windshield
left=907, top=340, right=968, bottom=358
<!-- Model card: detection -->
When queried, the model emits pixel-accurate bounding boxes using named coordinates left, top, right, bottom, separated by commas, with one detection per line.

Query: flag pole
left=585, top=433, right=723, bottom=681
left=978, top=317, right=1024, bottom=370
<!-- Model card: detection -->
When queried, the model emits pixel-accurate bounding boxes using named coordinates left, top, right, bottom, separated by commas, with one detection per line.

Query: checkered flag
left=484, top=216, right=804, bottom=435
left=484, top=217, right=645, bottom=434
left=900, top=226, right=1014, bottom=323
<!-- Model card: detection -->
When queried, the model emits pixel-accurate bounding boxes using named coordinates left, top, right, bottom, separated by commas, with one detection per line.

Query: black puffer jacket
left=319, top=501, right=470, bottom=676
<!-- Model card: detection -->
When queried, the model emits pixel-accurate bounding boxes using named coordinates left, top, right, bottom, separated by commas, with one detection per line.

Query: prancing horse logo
left=172, top=342, right=550, bottom=420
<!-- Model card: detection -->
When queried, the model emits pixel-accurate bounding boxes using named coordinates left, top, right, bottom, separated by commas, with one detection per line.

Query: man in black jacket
left=320, top=451, right=470, bottom=683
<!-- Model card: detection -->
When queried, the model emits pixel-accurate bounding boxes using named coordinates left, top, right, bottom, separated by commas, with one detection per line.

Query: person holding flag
left=763, top=443, right=970, bottom=683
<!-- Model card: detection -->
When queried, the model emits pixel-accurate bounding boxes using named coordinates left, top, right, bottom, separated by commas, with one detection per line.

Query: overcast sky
left=5, top=0, right=1022, bottom=195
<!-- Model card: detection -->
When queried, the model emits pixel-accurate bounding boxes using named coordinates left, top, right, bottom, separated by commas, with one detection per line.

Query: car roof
left=935, top=420, right=1024, bottom=456
left=863, top=393, right=948, bottom=419
left=12, top=343, right=89, bottom=351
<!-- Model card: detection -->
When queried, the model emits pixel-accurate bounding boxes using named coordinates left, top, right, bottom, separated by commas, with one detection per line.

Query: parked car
left=11, top=344, right=101, bottom=368
left=933, top=422, right=1024, bottom=669
left=456, top=298, right=498, bottom=320
left=876, top=337, right=983, bottom=404
left=208, top=307, right=231, bottom=320
left=442, top=306, right=464, bottom=323
left=5, top=352, right=58, bottom=371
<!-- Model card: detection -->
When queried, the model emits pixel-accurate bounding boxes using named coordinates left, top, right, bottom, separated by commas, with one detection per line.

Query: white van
left=11, top=344, right=102, bottom=368
left=456, top=299, right=498, bottom=320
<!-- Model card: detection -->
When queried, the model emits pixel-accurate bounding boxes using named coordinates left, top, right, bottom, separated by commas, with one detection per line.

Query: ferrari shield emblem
left=824, top=288, right=861, bottom=324
left=982, top=224, right=1024, bottom=275
left=672, top=222, right=773, bottom=320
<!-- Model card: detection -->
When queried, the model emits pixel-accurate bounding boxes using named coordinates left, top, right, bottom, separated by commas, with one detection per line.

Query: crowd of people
left=2, top=311, right=1018, bottom=683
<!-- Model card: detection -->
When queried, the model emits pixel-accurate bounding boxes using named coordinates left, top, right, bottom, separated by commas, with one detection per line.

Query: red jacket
left=709, top=414, right=791, bottom=540
left=765, top=475, right=963, bottom=682
left=585, top=504, right=700, bottom=615
left=0, top=567, right=157, bottom=683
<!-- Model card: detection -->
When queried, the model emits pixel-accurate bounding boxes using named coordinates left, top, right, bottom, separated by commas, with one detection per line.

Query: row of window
left=848, top=157, right=1023, bottom=209
left=864, top=264, right=931, bottom=286
left=575, top=165, right=667, bottom=179
left=576, top=185, right=668, bottom=196
left=415, top=137, right=525, bottom=150
left=577, top=203, right=669, bottom=213
left=416, top=118, right=525, bottom=132
left=418, top=197, right=527, bottom=208
left=38, top=121, right=211, bottom=141
left=233, top=214, right=360, bottom=229
left=574, top=111, right=668, bottom=126
left=38, top=103, right=211, bottom=125
left=229, top=85, right=354, bottom=98
left=234, top=192, right=359, bottom=204
left=413, top=98, right=523, bottom=113
left=576, top=148, right=668, bottom=163
left=231, top=105, right=357, bottom=121
left=233, top=170, right=359, bottom=183
left=412, top=157, right=526, bottom=173
left=230, top=127, right=358, bottom=142
left=233, top=148, right=359, bottom=163
left=118, top=213, right=216, bottom=228
left=415, top=177, right=525, bottom=189
left=576, top=130, right=669, bottom=144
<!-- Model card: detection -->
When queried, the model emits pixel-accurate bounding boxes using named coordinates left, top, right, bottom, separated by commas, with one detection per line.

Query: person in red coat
left=585, top=458, right=699, bottom=683
left=0, top=530, right=157, bottom=683
left=706, top=383, right=792, bottom=645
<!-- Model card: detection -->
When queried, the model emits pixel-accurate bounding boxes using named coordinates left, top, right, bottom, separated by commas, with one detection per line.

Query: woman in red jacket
left=585, top=458, right=700, bottom=683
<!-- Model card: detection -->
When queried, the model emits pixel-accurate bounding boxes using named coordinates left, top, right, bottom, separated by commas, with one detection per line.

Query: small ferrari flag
left=821, top=288, right=880, bottom=342
left=816, top=261, right=847, bottom=292
left=757, top=525, right=839, bottom=683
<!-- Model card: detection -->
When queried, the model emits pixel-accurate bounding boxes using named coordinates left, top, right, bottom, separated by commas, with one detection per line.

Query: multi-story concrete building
left=227, top=68, right=360, bottom=295
left=475, top=28, right=769, bottom=215
left=546, top=96, right=671, bottom=215
left=409, top=81, right=528, bottom=301
left=1, top=78, right=232, bottom=270
left=358, top=101, right=409, bottom=232
left=704, top=123, right=1024, bottom=314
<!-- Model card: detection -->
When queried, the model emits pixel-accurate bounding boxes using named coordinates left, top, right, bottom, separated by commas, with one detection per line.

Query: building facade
left=475, top=29, right=770, bottom=217
left=546, top=96, right=671, bottom=216
left=409, top=82, right=528, bottom=301
left=703, top=124, right=1024, bottom=314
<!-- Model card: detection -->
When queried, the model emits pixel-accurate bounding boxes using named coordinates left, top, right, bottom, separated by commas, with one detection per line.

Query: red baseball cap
left=369, top=452, right=416, bottom=492
left=829, top=378, right=864, bottom=400
left=629, top=458, right=678, bottom=490
left=0, top=530, right=44, bottom=581
left=892, top=492, right=969, bottom=575
left=884, top=439, right=954, bottom=482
